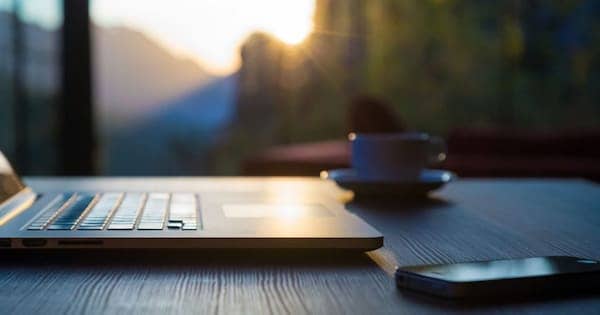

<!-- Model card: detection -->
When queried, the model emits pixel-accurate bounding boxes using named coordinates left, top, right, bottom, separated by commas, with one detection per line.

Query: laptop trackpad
left=222, top=204, right=333, bottom=219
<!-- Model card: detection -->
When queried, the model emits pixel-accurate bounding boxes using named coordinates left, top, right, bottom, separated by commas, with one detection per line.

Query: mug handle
left=428, top=136, right=447, bottom=166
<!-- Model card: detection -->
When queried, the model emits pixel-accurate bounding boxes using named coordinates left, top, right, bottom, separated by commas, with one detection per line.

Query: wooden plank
left=0, top=178, right=598, bottom=314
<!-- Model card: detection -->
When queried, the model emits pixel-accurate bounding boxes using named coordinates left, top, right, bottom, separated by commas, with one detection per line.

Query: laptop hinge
left=0, top=188, right=37, bottom=226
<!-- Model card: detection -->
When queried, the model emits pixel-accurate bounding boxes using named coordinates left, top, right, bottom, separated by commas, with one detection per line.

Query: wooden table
left=1, top=178, right=599, bottom=314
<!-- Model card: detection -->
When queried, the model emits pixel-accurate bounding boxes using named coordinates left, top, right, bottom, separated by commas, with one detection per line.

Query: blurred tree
left=217, top=0, right=600, bottom=173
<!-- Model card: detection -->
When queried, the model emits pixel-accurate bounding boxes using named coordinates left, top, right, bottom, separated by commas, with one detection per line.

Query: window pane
left=0, top=0, right=62, bottom=175
left=23, top=0, right=61, bottom=174
left=0, top=0, right=15, bottom=161
left=84, top=1, right=598, bottom=178
left=91, top=0, right=315, bottom=175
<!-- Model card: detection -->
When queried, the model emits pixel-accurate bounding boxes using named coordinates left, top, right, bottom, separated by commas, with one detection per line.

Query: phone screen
left=0, top=151, right=25, bottom=205
left=402, top=256, right=600, bottom=282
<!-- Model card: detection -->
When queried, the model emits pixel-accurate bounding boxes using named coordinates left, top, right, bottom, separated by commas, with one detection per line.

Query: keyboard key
left=107, top=224, right=133, bottom=230
left=167, top=222, right=183, bottom=229
left=169, top=193, right=197, bottom=230
left=137, top=193, right=168, bottom=230
left=138, top=223, right=164, bottom=230
left=28, top=194, right=73, bottom=230
left=78, top=193, right=122, bottom=230
left=47, top=194, right=96, bottom=230
left=182, top=224, right=197, bottom=230
left=108, top=193, right=145, bottom=230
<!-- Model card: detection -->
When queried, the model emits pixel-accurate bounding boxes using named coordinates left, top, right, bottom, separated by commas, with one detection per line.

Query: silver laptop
left=0, top=151, right=382, bottom=251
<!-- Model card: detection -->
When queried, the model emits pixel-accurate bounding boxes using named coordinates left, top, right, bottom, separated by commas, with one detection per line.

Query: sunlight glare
left=92, top=0, right=315, bottom=74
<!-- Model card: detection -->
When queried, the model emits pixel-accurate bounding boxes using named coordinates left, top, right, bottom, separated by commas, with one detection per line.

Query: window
left=2, top=1, right=599, bottom=178
left=0, top=0, right=62, bottom=175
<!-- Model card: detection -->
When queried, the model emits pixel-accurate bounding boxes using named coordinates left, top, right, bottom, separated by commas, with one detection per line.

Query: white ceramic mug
left=349, top=132, right=446, bottom=180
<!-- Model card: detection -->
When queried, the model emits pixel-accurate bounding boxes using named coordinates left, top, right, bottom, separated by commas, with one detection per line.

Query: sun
left=266, top=13, right=314, bottom=45
left=269, top=23, right=312, bottom=45
left=253, top=0, right=315, bottom=45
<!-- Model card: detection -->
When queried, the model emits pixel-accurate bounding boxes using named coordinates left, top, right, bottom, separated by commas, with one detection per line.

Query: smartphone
left=395, top=256, right=600, bottom=298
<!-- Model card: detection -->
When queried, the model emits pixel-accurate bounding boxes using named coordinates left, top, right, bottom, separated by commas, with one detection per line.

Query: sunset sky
left=0, top=0, right=315, bottom=74
left=92, top=0, right=315, bottom=74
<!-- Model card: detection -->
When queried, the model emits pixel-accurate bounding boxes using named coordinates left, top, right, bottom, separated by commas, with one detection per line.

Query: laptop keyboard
left=27, top=193, right=199, bottom=231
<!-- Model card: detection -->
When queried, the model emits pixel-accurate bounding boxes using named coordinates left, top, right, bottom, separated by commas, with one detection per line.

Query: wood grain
left=0, top=178, right=598, bottom=314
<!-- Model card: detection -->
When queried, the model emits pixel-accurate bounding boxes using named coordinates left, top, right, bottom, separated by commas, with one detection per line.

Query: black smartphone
left=395, top=256, right=600, bottom=298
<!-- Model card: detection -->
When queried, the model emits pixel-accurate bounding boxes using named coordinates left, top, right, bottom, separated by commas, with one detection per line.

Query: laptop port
left=22, top=239, right=47, bottom=247
left=0, top=239, right=11, bottom=247
left=58, top=240, right=103, bottom=246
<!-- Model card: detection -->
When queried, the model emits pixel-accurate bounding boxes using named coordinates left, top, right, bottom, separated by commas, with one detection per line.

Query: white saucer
left=324, top=169, right=455, bottom=197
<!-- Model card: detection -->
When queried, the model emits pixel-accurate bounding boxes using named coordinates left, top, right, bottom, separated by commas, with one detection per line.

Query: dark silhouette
left=60, top=0, right=95, bottom=175
left=347, top=96, right=405, bottom=134
left=11, top=0, right=27, bottom=174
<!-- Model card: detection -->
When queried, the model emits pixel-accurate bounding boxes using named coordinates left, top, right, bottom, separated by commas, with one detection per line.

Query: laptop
left=0, top=151, right=382, bottom=251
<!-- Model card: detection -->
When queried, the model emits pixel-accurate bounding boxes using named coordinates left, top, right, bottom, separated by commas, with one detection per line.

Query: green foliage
left=364, top=0, right=600, bottom=133
left=220, top=0, right=600, bottom=173
left=255, top=0, right=599, bottom=136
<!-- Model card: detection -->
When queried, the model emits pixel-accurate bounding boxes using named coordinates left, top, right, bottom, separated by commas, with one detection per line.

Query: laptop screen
left=0, top=151, right=25, bottom=205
